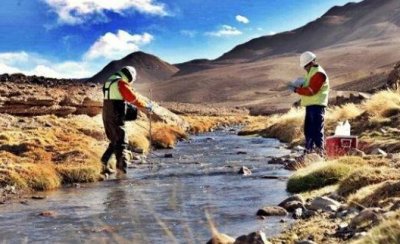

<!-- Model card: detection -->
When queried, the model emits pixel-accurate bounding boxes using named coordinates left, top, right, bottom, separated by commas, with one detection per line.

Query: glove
left=287, top=84, right=297, bottom=93
left=146, top=102, right=153, bottom=112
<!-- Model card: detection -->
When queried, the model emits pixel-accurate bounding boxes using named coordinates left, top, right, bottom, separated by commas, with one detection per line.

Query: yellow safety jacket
left=300, top=65, right=330, bottom=107
left=103, top=72, right=130, bottom=100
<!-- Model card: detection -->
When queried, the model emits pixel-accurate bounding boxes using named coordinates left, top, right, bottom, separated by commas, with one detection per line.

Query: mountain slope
left=216, top=0, right=400, bottom=63
left=89, top=51, right=178, bottom=84
left=150, top=0, right=400, bottom=110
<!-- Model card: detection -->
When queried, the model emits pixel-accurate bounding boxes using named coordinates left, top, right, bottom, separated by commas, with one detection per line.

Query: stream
left=0, top=128, right=293, bottom=243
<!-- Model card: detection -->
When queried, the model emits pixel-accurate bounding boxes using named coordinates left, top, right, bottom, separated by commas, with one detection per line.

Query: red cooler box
left=326, top=135, right=358, bottom=158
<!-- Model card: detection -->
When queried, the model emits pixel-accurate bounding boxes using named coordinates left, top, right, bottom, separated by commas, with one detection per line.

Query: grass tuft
left=287, top=162, right=352, bottom=193
left=338, top=167, right=400, bottom=197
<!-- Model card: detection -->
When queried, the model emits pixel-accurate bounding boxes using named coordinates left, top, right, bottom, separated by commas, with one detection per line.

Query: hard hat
left=300, top=51, right=316, bottom=67
left=120, top=66, right=137, bottom=83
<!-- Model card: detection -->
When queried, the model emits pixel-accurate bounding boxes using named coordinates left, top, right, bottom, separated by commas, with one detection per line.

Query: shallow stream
left=0, top=128, right=292, bottom=243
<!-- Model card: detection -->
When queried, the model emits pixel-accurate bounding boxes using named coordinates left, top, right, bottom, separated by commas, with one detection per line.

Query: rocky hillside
left=89, top=51, right=178, bottom=84
left=147, top=0, right=400, bottom=109
left=216, top=0, right=400, bottom=63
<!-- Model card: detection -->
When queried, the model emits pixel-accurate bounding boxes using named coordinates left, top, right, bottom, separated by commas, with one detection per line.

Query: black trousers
left=304, top=105, right=326, bottom=154
left=101, top=100, right=128, bottom=173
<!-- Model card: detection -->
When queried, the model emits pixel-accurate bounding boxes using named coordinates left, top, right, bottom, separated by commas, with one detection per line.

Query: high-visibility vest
left=300, top=65, right=330, bottom=107
left=103, top=73, right=129, bottom=100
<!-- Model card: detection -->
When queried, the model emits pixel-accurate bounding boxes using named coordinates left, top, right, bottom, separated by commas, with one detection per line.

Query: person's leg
left=101, top=143, right=114, bottom=164
left=304, top=106, right=314, bottom=153
left=311, top=106, right=326, bottom=155
left=114, top=124, right=129, bottom=174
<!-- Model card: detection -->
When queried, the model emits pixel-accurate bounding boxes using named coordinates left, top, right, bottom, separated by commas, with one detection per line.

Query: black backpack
left=125, top=104, right=138, bottom=121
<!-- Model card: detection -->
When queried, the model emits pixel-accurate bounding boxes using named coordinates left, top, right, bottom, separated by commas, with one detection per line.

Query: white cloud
left=236, top=15, right=249, bottom=24
left=0, top=30, right=154, bottom=78
left=269, top=31, right=276, bottom=35
left=84, top=30, right=153, bottom=60
left=44, top=0, right=168, bottom=25
left=180, top=30, right=197, bottom=38
left=206, top=25, right=242, bottom=37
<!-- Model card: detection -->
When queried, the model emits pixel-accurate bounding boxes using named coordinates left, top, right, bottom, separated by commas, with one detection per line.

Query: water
left=0, top=128, right=292, bottom=243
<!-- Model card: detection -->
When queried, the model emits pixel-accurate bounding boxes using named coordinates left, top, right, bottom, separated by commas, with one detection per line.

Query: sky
left=0, top=0, right=362, bottom=78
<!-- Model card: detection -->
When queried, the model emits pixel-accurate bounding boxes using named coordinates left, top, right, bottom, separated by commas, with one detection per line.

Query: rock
left=284, top=153, right=323, bottom=171
left=164, top=153, right=173, bottom=158
left=257, top=206, right=288, bottom=217
left=238, top=166, right=252, bottom=176
left=39, top=211, right=57, bottom=217
left=295, top=240, right=317, bottom=244
left=268, top=157, right=287, bottom=165
left=349, top=208, right=383, bottom=229
left=236, top=151, right=247, bottom=155
left=207, top=233, right=235, bottom=244
left=349, top=148, right=366, bottom=157
left=387, top=61, right=400, bottom=90
left=293, top=208, right=303, bottom=219
left=294, top=145, right=305, bottom=152
left=278, top=195, right=305, bottom=212
left=308, top=196, right=341, bottom=212
left=234, top=231, right=271, bottom=244
left=303, top=209, right=318, bottom=219
left=282, top=201, right=305, bottom=213
left=261, top=175, right=287, bottom=180
left=372, top=148, right=388, bottom=157
left=353, top=232, right=367, bottom=238
left=31, top=195, right=47, bottom=200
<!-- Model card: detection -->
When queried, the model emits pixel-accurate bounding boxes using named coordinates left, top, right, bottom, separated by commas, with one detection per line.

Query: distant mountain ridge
left=89, top=51, right=178, bottom=84
left=171, top=0, right=398, bottom=77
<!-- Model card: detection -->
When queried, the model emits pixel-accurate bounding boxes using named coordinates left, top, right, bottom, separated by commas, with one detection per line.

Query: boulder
left=371, top=148, right=388, bottom=157
left=257, top=206, right=288, bottom=217
left=207, top=233, right=235, bottom=244
left=349, top=208, right=383, bottom=229
left=234, top=231, right=271, bottom=244
left=308, top=196, right=342, bottom=212
left=238, top=166, right=252, bottom=176
left=278, top=195, right=305, bottom=212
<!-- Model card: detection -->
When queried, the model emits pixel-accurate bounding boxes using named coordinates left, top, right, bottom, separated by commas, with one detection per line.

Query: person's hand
left=287, top=84, right=297, bottom=93
left=146, top=102, right=153, bottom=112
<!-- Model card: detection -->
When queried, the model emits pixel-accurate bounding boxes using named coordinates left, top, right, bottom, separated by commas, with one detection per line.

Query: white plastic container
left=334, top=121, right=351, bottom=136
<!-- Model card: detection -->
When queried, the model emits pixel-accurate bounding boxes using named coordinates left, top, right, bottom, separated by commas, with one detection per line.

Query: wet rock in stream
left=257, top=206, right=288, bottom=217
left=238, top=166, right=252, bottom=176
left=234, top=231, right=271, bottom=244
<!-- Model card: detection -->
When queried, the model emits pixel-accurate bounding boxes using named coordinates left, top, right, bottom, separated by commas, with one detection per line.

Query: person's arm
left=295, top=72, right=326, bottom=96
left=118, top=80, right=147, bottom=108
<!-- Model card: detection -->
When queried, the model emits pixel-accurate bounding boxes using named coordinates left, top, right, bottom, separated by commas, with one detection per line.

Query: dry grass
left=0, top=115, right=105, bottom=191
left=363, top=90, right=400, bottom=118
left=351, top=211, right=400, bottom=244
left=338, top=166, right=400, bottom=197
left=240, top=90, right=400, bottom=151
left=349, top=180, right=400, bottom=208
left=151, top=122, right=188, bottom=149
left=184, top=115, right=248, bottom=134
left=271, top=213, right=341, bottom=243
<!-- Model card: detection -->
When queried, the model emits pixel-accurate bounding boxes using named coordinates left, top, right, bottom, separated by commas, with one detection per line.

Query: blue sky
left=0, top=0, right=361, bottom=78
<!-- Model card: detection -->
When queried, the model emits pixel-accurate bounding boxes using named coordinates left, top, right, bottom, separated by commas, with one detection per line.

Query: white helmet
left=300, top=51, right=316, bottom=68
left=120, top=66, right=137, bottom=83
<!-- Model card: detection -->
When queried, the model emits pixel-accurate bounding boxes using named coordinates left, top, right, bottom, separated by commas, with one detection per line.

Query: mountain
left=89, top=51, right=178, bottom=84
left=216, top=0, right=400, bottom=63
left=149, top=0, right=400, bottom=111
